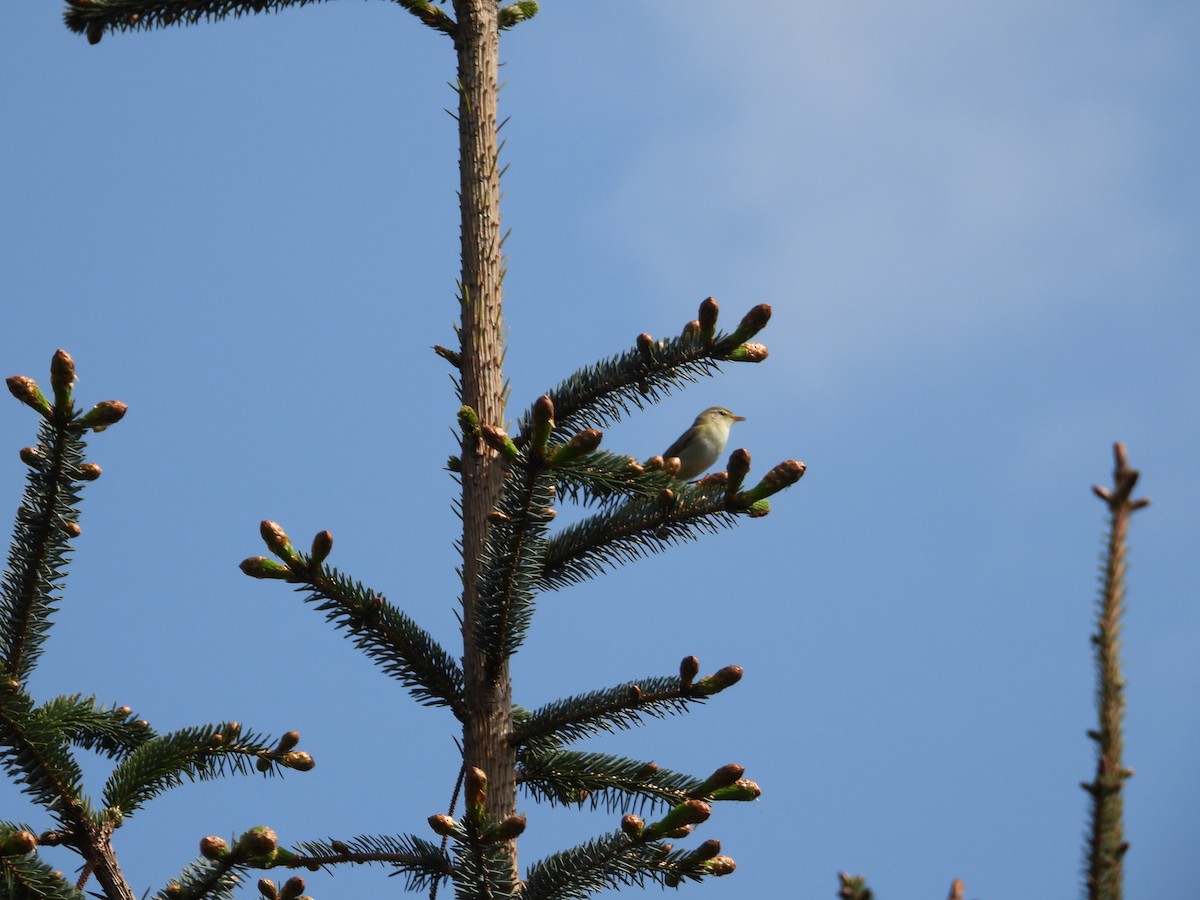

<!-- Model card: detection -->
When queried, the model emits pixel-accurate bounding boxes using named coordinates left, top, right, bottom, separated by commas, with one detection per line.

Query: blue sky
left=2, top=2, right=1198, bottom=897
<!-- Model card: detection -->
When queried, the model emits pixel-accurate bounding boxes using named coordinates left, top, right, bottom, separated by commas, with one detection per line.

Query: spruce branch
left=285, top=834, right=451, bottom=889
left=512, top=669, right=728, bottom=753
left=101, top=721, right=311, bottom=817
left=157, top=851, right=241, bottom=900
left=518, top=749, right=702, bottom=813
left=520, top=831, right=670, bottom=900
left=0, top=840, right=84, bottom=900
left=514, top=301, right=773, bottom=446
left=549, top=452, right=678, bottom=508
left=241, top=523, right=467, bottom=718
left=497, top=1, right=536, bottom=30
left=1082, top=442, right=1147, bottom=900
left=4, top=353, right=125, bottom=687
left=473, top=455, right=555, bottom=684
left=61, top=0, right=458, bottom=45
left=0, top=674, right=86, bottom=817
left=522, top=822, right=733, bottom=900
left=537, top=486, right=740, bottom=592
left=31, top=695, right=150, bottom=760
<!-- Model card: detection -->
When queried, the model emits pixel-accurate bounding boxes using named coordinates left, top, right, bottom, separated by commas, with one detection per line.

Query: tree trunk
left=453, top=0, right=515, bottom=860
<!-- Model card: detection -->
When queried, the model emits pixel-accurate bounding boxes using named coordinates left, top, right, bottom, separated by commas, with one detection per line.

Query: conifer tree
left=4, top=2, right=804, bottom=897
left=1, top=3, right=1150, bottom=899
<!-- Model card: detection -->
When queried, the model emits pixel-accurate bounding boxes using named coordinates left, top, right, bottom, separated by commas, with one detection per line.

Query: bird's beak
left=733, top=414, right=746, bottom=422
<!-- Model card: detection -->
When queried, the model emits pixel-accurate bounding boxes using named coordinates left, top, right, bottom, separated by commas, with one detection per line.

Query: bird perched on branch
left=663, top=407, right=745, bottom=480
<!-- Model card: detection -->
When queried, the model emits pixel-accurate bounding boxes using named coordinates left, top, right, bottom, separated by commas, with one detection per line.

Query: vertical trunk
left=453, top=0, right=516, bottom=861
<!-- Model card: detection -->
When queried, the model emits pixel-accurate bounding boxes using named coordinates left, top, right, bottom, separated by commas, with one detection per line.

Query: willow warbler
left=663, top=407, right=745, bottom=480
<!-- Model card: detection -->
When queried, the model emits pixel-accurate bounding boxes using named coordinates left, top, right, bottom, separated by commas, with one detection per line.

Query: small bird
left=662, top=406, right=745, bottom=480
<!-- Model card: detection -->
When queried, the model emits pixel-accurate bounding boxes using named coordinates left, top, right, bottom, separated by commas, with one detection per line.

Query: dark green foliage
left=519, top=750, right=699, bottom=814
left=473, top=465, right=555, bottom=683
left=448, top=838, right=517, bottom=900
left=0, top=676, right=85, bottom=815
left=540, top=486, right=740, bottom=592
left=549, top=452, right=677, bottom=508
left=101, top=722, right=297, bottom=815
left=31, top=695, right=149, bottom=760
left=521, top=832, right=674, bottom=900
left=291, top=563, right=467, bottom=717
left=0, top=843, right=83, bottom=900
left=156, top=856, right=241, bottom=900
left=287, top=834, right=450, bottom=890
left=513, top=676, right=707, bottom=754
left=515, top=333, right=725, bottom=445
left=61, top=0, right=538, bottom=46
left=0, top=420, right=88, bottom=683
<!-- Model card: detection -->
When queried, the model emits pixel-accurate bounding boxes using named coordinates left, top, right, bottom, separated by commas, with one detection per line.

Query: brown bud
left=662, top=456, right=681, bottom=477
left=636, top=762, right=660, bottom=779
left=484, top=815, right=527, bottom=842
left=237, top=826, right=278, bottom=859
left=481, top=424, right=520, bottom=460
left=680, top=799, right=711, bottom=824
left=199, top=835, right=227, bottom=859
left=621, top=814, right=644, bottom=836
left=258, top=879, right=278, bottom=900
left=50, top=350, right=76, bottom=395
left=666, top=824, right=693, bottom=838
left=79, top=462, right=102, bottom=480
left=260, top=520, right=296, bottom=561
left=276, top=731, right=300, bottom=753
left=1, top=830, right=37, bottom=855
left=488, top=510, right=511, bottom=524
left=692, top=664, right=743, bottom=696
left=565, top=428, right=603, bottom=455
left=6, top=376, right=51, bottom=417
left=636, top=333, right=655, bottom=356
left=725, top=341, right=769, bottom=363
left=679, top=655, right=700, bottom=686
left=428, top=814, right=457, bottom=836
left=310, top=531, right=333, bottom=565
left=86, top=22, right=104, bottom=44
left=693, top=764, right=745, bottom=796
left=626, top=683, right=642, bottom=702
left=532, top=394, right=555, bottom=424
left=239, top=556, right=292, bottom=580
left=706, top=855, right=736, bottom=876
left=682, top=319, right=701, bottom=337
left=698, top=297, right=719, bottom=336
left=465, top=767, right=487, bottom=810
left=644, top=455, right=664, bottom=471
left=283, top=751, right=314, bottom=771
left=330, top=839, right=350, bottom=854
left=61, top=521, right=82, bottom=538
left=79, top=400, right=127, bottom=431
left=279, top=877, right=305, bottom=900
left=19, top=447, right=43, bottom=467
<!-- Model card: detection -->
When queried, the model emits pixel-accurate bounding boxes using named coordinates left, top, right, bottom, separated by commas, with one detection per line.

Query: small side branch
left=1082, top=442, right=1148, bottom=900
